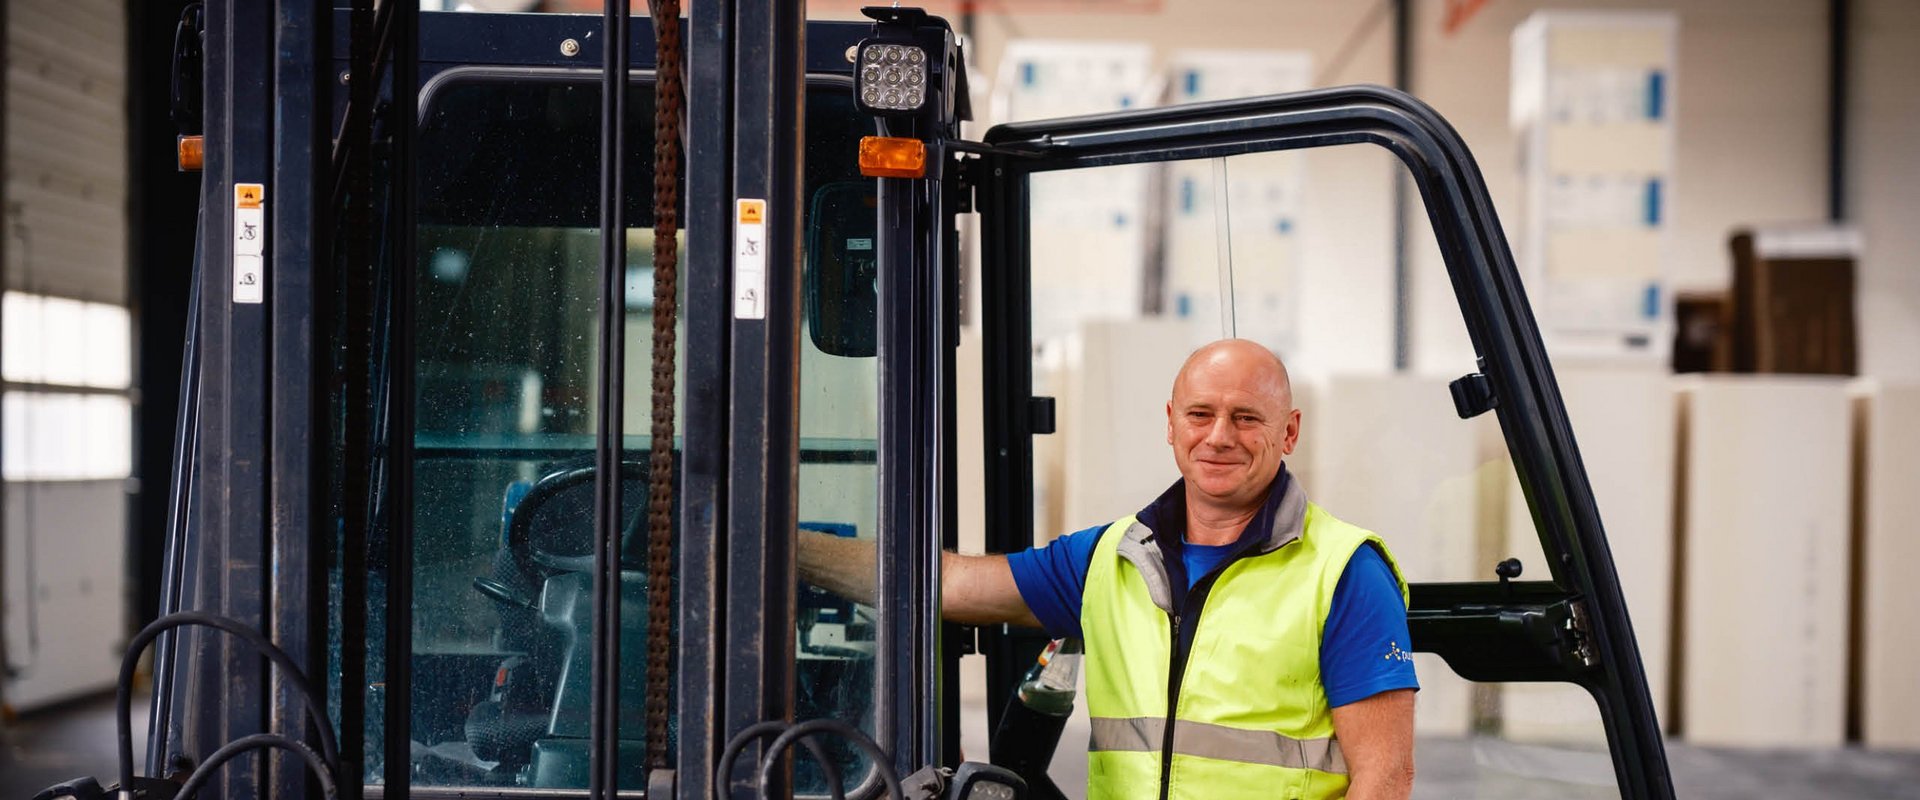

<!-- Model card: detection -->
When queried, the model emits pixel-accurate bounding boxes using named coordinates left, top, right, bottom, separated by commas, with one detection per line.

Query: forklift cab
left=144, top=4, right=1673, bottom=800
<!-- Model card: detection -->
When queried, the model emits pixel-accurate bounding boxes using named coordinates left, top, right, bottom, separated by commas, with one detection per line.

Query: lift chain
left=645, top=0, right=685, bottom=773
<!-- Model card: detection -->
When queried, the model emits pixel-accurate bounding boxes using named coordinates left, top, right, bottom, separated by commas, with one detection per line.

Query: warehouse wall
left=819, top=0, right=1919, bottom=381
left=4, top=0, right=127, bottom=305
left=1851, top=0, right=1920, bottom=380
left=1408, top=0, right=1832, bottom=374
left=1, top=0, right=131, bottom=713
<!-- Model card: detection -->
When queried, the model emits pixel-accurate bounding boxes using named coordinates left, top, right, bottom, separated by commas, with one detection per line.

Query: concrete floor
left=4, top=691, right=1918, bottom=798
left=1, top=692, right=147, bottom=800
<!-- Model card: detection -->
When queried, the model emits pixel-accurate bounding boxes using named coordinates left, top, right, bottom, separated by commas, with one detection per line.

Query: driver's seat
left=465, top=458, right=663, bottom=785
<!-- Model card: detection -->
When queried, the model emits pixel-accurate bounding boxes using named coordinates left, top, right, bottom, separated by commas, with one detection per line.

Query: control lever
left=473, top=576, right=538, bottom=611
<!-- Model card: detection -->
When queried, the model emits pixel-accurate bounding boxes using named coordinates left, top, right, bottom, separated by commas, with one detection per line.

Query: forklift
left=48, top=1, right=1674, bottom=799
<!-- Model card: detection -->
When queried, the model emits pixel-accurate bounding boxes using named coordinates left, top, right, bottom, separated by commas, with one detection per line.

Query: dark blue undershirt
left=1006, top=476, right=1419, bottom=708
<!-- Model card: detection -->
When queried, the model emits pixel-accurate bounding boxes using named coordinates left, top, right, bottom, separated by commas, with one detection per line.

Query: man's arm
left=796, top=529, right=1042, bottom=629
left=1329, top=688, right=1415, bottom=800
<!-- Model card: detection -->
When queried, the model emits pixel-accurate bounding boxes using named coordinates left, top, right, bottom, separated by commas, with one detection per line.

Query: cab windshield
left=329, top=74, right=880, bottom=792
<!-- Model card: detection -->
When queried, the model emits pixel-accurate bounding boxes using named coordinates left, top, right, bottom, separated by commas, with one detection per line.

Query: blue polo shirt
left=1007, top=471, right=1419, bottom=708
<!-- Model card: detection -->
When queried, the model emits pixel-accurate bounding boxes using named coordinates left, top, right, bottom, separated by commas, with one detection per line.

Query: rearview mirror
left=804, top=181, right=879, bottom=357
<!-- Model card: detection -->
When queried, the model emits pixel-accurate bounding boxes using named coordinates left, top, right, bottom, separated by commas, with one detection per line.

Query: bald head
left=1172, top=339, right=1293, bottom=410
left=1165, top=339, right=1302, bottom=517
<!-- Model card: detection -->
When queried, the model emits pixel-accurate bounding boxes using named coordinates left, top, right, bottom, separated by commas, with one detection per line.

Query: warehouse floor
left=3, top=691, right=1918, bottom=798
left=1, top=692, right=148, bottom=800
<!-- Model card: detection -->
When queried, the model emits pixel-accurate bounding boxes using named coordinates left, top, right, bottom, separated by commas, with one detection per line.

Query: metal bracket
left=955, top=624, right=981, bottom=656
left=1567, top=600, right=1599, bottom=669
left=1448, top=371, right=1497, bottom=419
left=951, top=153, right=978, bottom=214
left=1028, top=396, right=1056, bottom=435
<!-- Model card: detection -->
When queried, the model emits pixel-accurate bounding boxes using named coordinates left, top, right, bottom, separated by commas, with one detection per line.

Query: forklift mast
left=150, top=2, right=972, bottom=798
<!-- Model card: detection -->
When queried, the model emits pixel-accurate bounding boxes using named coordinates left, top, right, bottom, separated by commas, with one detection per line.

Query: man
left=800, top=339, right=1416, bottom=799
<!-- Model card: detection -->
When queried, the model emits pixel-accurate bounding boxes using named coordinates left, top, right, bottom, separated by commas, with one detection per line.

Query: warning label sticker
left=734, top=199, right=767, bottom=320
left=233, top=183, right=266, bottom=304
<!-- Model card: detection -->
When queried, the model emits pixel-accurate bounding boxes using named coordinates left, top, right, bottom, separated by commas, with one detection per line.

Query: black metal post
left=590, top=0, right=632, bottom=796
left=875, top=171, right=924, bottom=780
left=382, top=0, right=419, bottom=795
left=145, top=227, right=199, bottom=776
left=976, top=151, right=1040, bottom=735
left=192, top=1, right=276, bottom=793
left=269, top=0, right=329, bottom=797
left=1828, top=0, right=1850, bottom=222
left=721, top=0, right=807, bottom=794
left=939, top=154, right=965, bottom=769
left=335, top=1, right=376, bottom=797
left=679, top=1, right=733, bottom=796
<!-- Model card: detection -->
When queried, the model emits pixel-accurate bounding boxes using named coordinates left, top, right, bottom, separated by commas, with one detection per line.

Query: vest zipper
left=1160, top=573, right=1219, bottom=800
left=1159, top=610, right=1182, bottom=800
left=1156, top=561, right=1245, bottom=799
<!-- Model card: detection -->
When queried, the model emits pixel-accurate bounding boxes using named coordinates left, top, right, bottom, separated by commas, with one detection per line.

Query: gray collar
left=1114, top=475, right=1311, bottom=614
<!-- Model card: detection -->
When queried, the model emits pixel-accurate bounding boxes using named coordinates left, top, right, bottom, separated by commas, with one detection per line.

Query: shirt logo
left=1383, top=640, right=1413, bottom=664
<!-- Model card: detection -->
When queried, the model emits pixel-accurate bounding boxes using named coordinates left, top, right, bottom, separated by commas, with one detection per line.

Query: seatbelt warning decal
left=233, top=183, right=266, bottom=304
left=734, top=198, right=767, bottom=319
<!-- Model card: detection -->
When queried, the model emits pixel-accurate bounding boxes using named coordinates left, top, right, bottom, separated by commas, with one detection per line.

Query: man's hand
left=795, top=530, right=1043, bottom=629
left=1329, top=688, right=1415, bottom=800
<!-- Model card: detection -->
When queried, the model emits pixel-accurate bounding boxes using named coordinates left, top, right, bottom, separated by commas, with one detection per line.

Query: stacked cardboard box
left=1729, top=229, right=1858, bottom=376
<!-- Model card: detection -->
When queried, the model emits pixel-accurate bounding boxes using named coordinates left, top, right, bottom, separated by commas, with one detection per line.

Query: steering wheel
left=504, top=460, right=651, bottom=576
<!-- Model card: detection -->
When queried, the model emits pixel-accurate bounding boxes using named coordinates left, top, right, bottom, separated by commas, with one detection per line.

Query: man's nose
left=1204, top=416, right=1235, bottom=447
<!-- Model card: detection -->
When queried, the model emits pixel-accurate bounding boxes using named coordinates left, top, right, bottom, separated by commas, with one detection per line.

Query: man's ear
left=1282, top=408, right=1302, bottom=455
left=1166, top=400, right=1176, bottom=445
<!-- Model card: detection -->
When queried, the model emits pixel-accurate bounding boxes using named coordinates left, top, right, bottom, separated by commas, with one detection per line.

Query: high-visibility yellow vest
left=1081, top=479, right=1408, bottom=800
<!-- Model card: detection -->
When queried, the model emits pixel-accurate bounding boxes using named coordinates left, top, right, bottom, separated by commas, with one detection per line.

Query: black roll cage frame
left=974, top=85, right=1673, bottom=800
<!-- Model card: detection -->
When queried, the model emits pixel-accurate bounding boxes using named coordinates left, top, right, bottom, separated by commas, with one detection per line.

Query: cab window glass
left=330, top=76, right=878, bottom=792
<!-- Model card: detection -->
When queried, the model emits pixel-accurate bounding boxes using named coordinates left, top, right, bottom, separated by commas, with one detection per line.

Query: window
left=1, top=292, right=133, bottom=481
left=333, top=74, right=879, bottom=792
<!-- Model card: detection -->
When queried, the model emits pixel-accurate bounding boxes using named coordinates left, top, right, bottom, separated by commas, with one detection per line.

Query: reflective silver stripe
left=1089, top=716, right=1164, bottom=753
left=1173, top=720, right=1347, bottom=774
left=1090, top=718, right=1347, bottom=775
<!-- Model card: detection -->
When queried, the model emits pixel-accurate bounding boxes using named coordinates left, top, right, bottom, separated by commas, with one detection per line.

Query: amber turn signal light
left=858, top=136, right=926, bottom=179
left=177, top=135, right=205, bottom=172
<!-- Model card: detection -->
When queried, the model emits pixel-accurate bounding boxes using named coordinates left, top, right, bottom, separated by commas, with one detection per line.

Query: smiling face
left=1165, top=340, right=1301, bottom=515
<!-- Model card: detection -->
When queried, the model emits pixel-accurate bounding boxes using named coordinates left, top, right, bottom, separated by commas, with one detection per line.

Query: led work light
left=853, top=5, right=934, bottom=117
left=855, top=42, right=929, bottom=114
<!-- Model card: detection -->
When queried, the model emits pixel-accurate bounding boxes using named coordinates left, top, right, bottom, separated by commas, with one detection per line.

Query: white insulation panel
left=1860, top=383, right=1920, bottom=750
left=1678, top=377, right=1851, bottom=748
